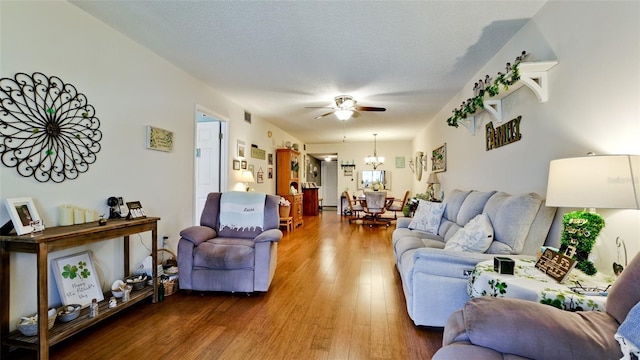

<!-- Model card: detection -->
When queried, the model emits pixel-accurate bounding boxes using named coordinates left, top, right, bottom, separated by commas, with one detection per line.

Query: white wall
left=307, top=140, right=413, bottom=204
left=412, top=1, right=640, bottom=271
left=0, top=1, right=302, bottom=326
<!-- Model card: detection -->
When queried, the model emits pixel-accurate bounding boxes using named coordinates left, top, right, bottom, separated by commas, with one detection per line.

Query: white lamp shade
left=546, top=155, right=639, bottom=209
left=238, top=170, right=255, bottom=183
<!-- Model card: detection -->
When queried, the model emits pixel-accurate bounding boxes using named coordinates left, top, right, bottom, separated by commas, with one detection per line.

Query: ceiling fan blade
left=352, top=110, right=361, bottom=118
left=355, top=106, right=386, bottom=112
left=305, top=106, right=335, bottom=109
left=314, top=111, right=335, bottom=120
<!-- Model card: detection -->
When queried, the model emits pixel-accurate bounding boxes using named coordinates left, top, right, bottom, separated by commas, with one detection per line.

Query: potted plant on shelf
left=403, top=193, right=429, bottom=217
left=279, top=197, right=291, bottom=218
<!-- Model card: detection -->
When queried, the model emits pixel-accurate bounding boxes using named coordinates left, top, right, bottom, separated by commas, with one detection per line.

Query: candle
left=85, top=209, right=96, bottom=222
left=58, top=205, right=74, bottom=226
left=74, top=208, right=85, bottom=224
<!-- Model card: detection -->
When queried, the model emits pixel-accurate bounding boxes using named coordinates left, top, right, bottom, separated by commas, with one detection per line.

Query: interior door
left=195, top=118, right=221, bottom=221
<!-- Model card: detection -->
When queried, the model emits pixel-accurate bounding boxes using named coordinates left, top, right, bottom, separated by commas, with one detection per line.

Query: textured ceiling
left=71, top=1, right=546, bottom=144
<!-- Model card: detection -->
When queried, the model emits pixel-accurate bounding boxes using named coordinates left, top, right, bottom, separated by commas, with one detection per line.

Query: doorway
left=321, top=160, right=338, bottom=207
left=194, top=108, right=228, bottom=224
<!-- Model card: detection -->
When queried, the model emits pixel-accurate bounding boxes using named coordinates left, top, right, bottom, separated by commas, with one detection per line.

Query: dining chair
left=344, top=191, right=363, bottom=223
left=387, top=190, right=410, bottom=218
left=363, top=191, right=391, bottom=227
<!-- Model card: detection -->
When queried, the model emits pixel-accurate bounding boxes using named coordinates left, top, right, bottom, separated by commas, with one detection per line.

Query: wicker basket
left=163, top=278, right=178, bottom=296
left=159, top=248, right=178, bottom=267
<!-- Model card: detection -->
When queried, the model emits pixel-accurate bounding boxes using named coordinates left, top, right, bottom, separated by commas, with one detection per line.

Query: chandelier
left=365, top=133, right=384, bottom=169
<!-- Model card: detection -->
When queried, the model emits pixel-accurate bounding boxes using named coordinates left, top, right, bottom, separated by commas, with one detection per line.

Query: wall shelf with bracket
left=457, top=61, right=558, bottom=135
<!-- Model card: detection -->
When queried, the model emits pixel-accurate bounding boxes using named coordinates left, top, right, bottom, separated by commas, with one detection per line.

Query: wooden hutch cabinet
left=276, top=148, right=303, bottom=228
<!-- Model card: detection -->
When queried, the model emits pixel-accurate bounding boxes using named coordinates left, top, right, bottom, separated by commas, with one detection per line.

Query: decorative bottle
left=89, top=298, right=99, bottom=318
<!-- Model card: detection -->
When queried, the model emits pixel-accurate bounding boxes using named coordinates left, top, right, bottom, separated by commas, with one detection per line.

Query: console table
left=0, top=217, right=160, bottom=360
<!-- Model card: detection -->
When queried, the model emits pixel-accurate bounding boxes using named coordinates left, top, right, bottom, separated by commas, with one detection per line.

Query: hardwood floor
left=11, top=210, right=443, bottom=359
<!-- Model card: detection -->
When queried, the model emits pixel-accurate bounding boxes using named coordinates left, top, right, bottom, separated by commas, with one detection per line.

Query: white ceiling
left=71, top=1, right=547, bottom=144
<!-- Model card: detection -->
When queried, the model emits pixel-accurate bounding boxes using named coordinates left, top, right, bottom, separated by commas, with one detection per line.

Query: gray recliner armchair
left=433, top=251, right=640, bottom=359
left=178, top=192, right=282, bottom=293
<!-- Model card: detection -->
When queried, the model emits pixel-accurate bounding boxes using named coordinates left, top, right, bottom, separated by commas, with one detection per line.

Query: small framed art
left=5, top=197, right=44, bottom=235
left=237, top=140, right=246, bottom=158
left=145, top=125, right=174, bottom=152
left=126, top=201, right=146, bottom=219
left=233, top=159, right=241, bottom=170
left=432, top=143, right=447, bottom=172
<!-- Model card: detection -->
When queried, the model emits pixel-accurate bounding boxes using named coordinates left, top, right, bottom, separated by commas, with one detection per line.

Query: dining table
left=357, top=194, right=395, bottom=208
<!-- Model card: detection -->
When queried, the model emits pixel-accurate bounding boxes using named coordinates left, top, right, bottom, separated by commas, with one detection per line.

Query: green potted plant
left=403, top=193, right=429, bottom=217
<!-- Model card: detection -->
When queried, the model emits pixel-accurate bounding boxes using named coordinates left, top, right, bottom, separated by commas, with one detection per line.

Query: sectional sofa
left=392, top=189, right=557, bottom=327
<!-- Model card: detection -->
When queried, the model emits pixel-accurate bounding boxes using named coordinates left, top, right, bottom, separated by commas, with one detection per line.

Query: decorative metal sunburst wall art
left=0, top=72, right=102, bottom=182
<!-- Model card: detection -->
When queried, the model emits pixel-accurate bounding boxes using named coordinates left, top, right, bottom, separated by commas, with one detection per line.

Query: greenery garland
left=447, top=62, right=521, bottom=128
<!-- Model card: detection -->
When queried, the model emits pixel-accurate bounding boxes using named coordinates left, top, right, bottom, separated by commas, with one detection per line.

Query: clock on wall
left=0, top=72, right=102, bottom=182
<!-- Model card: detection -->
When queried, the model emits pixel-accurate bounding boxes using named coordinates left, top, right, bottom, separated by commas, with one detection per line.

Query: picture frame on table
left=52, top=251, right=104, bottom=307
left=5, top=197, right=44, bottom=235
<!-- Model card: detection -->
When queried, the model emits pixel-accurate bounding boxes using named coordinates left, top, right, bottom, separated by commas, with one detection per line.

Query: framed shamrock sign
left=52, top=251, right=103, bottom=307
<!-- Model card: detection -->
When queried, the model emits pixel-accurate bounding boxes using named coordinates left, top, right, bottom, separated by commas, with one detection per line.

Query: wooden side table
left=0, top=217, right=160, bottom=360
left=279, top=217, right=293, bottom=232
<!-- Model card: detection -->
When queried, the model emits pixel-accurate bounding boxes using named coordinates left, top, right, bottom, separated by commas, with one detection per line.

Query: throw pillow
left=408, top=200, right=446, bottom=234
left=444, top=213, right=494, bottom=253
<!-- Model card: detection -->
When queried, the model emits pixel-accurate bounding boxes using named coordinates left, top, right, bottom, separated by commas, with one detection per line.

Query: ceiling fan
left=307, top=95, right=386, bottom=121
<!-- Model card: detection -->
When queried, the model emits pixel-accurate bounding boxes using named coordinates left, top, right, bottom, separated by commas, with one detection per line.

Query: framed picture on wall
left=233, top=159, right=240, bottom=170
left=237, top=140, right=246, bottom=158
left=145, top=125, right=174, bottom=152
left=432, top=143, right=447, bottom=172
left=268, top=153, right=273, bottom=165
left=257, top=168, right=264, bottom=183
left=241, top=160, right=247, bottom=170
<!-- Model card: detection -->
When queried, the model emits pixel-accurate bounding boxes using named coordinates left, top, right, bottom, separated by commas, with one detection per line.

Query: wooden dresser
left=302, top=188, right=319, bottom=216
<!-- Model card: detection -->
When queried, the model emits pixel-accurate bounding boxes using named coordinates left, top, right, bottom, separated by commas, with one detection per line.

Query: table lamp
left=546, top=154, right=639, bottom=274
left=426, top=172, right=440, bottom=201
left=238, top=170, right=255, bottom=192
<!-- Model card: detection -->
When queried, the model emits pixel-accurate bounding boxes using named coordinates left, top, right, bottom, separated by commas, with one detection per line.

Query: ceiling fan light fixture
left=335, top=109, right=353, bottom=121
left=342, top=99, right=356, bottom=108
